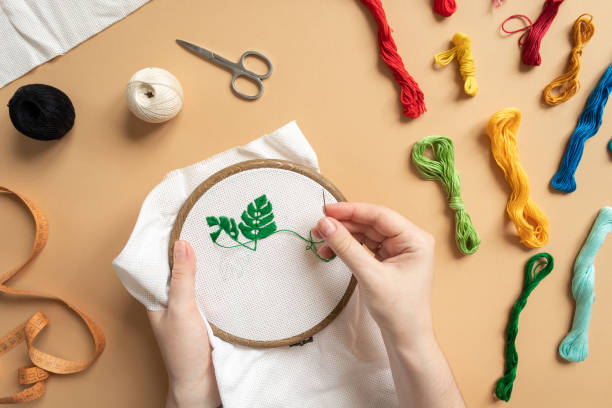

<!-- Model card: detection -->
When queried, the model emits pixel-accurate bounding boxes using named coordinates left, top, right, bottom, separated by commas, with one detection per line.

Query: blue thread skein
left=551, top=63, right=612, bottom=193
left=559, top=207, right=612, bottom=362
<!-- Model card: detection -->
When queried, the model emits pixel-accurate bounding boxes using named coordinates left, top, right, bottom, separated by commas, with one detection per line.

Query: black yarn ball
left=8, top=84, right=75, bottom=141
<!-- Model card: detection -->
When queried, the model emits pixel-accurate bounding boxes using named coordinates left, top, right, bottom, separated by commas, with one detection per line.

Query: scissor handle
left=231, top=74, right=264, bottom=100
left=238, top=51, right=273, bottom=79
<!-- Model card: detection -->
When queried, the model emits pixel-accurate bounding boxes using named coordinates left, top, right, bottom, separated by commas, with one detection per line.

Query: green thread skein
left=495, top=252, right=554, bottom=402
left=412, top=135, right=480, bottom=255
left=559, top=206, right=612, bottom=362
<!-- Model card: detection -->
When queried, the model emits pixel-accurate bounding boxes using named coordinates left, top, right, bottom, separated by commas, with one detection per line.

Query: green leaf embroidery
left=238, top=194, right=277, bottom=241
left=206, top=216, right=239, bottom=242
left=205, top=194, right=333, bottom=262
left=206, top=216, right=221, bottom=242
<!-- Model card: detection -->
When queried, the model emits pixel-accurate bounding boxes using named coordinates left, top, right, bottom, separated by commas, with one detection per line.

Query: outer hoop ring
left=169, top=159, right=357, bottom=348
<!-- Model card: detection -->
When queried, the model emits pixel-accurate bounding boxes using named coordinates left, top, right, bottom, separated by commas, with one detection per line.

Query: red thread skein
left=521, top=0, right=565, bottom=66
left=434, top=0, right=457, bottom=17
left=359, top=0, right=426, bottom=118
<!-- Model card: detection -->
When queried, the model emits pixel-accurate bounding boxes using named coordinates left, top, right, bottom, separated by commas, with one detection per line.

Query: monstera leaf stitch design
left=239, top=195, right=277, bottom=241
left=204, top=193, right=333, bottom=262
left=206, top=216, right=239, bottom=243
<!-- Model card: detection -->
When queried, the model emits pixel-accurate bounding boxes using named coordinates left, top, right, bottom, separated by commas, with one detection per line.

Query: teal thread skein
left=412, top=135, right=480, bottom=255
left=551, top=63, right=612, bottom=192
left=495, top=253, right=554, bottom=402
left=559, top=207, right=612, bottom=362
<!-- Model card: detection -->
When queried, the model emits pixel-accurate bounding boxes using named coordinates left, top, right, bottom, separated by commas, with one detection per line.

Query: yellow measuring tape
left=0, top=186, right=105, bottom=404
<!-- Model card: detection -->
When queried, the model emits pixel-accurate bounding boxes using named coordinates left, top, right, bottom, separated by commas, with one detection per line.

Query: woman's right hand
left=312, top=202, right=436, bottom=344
left=312, top=202, right=466, bottom=408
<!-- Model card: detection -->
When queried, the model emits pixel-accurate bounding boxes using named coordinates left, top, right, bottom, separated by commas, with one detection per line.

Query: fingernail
left=319, top=218, right=336, bottom=238
left=174, top=241, right=187, bottom=259
left=311, top=228, right=321, bottom=240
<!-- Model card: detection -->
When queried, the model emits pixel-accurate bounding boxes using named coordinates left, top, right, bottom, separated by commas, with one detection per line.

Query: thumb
left=314, top=217, right=379, bottom=280
left=168, top=240, right=197, bottom=311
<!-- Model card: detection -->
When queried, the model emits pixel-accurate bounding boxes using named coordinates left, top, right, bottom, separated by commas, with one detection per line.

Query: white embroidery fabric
left=0, top=0, right=150, bottom=87
left=112, top=121, right=397, bottom=407
left=181, top=167, right=353, bottom=342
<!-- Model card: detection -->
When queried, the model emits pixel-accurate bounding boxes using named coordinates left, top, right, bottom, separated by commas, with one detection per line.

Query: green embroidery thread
left=206, top=194, right=333, bottom=262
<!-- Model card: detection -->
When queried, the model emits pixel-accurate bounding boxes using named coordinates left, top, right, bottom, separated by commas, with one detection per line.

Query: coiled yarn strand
left=506, top=0, right=565, bottom=66
left=433, top=0, right=456, bottom=17
left=559, top=207, right=612, bottom=362
left=412, top=136, right=480, bottom=255
left=542, top=14, right=595, bottom=106
left=487, top=108, right=549, bottom=248
left=494, top=253, right=554, bottom=402
left=359, top=0, right=426, bottom=118
left=434, top=33, right=478, bottom=96
left=551, top=63, right=612, bottom=193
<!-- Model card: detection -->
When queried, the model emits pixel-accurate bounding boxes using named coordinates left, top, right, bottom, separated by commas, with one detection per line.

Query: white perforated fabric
left=181, top=168, right=352, bottom=342
left=0, top=0, right=150, bottom=88
left=112, top=121, right=397, bottom=407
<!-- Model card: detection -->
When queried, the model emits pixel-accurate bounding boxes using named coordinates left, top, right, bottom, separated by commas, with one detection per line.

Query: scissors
left=176, top=39, right=273, bottom=100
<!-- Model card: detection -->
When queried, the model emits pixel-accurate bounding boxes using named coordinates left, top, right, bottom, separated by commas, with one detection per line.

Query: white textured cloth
left=0, top=0, right=149, bottom=88
left=113, top=122, right=397, bottom=407
left=180, top=167, right=354, bottom=343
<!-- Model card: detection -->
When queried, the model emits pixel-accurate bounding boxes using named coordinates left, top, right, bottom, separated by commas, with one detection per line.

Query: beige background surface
left=1, top=0, right=611, bottom=406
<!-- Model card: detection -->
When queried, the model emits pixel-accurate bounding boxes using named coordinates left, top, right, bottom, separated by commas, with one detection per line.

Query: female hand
left=312, top=202, right=466, bottom=408
left=313, top=202, right=435, bottom=343
left=147, top=240, right=221, bottom=408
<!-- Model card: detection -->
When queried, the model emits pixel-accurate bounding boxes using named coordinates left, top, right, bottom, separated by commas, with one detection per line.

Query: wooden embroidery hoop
left=169, top=159, right=357, bottom=348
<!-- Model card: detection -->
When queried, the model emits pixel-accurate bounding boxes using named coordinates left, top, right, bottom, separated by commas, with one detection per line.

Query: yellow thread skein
left=487, top=108, right=549, bottom=248
left=543, top=14, right=595, bottom=106
left=434, top=32, right=478, bottom=96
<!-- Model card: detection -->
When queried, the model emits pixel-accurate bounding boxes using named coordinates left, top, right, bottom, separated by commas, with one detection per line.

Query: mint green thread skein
left=412, top=135, right=480, bottom=255
left=559, top=206, right=612, bottom=362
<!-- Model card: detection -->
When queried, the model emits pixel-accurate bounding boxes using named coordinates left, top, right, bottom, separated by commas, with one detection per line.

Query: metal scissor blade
left=176, top=39, right=215, bottom=61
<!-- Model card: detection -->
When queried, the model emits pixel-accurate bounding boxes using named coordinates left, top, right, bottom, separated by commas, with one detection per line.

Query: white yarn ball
left=126, top=67, right=184, bottom=123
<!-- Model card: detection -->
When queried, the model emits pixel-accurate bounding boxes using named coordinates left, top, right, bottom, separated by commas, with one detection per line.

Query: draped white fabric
left=0, top=0, right=149, bottom=87
left=113, top=122, right=397, bottom=407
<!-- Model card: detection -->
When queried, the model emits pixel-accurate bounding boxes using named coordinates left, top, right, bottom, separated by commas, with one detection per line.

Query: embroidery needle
left=322, top=189, right=327, bottom=216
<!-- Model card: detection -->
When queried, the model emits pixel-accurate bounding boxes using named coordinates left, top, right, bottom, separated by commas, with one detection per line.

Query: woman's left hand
left=148, top=240, right=221, bottom=408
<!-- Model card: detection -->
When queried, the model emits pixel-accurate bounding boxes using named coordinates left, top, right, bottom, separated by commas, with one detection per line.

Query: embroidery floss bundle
left=542, top=14, right=595, bottom=106
left=434, top=33, right=478, bottom=96
left=412, top=135, right=480, bottom=255
left=8, top=84, right=75, bottom=141
left=359, top=0, right=426, bottom=118
left=502, top=0, right=565, bottom=66
left=551, top=63, right=612, bottom=193
left=433, top=0, right=456, bottom=17
left=126, top=67, right=184, bottom=123
left=559, top=207, right=612, bottom=362
left=494, top=253, right=554, bottom=402
left=487, top=108, right=549, bottom=248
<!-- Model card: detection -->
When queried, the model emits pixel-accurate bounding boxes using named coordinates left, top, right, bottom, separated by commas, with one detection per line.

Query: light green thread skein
left=559, top=206, right=612, bottom=362
left=412, top=135, right=480, bottom=255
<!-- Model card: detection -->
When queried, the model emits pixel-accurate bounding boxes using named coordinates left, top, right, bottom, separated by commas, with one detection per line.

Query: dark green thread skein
left=411, top=135, right=480, bottom=255
left=494, top=252, right=554, bottom=402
